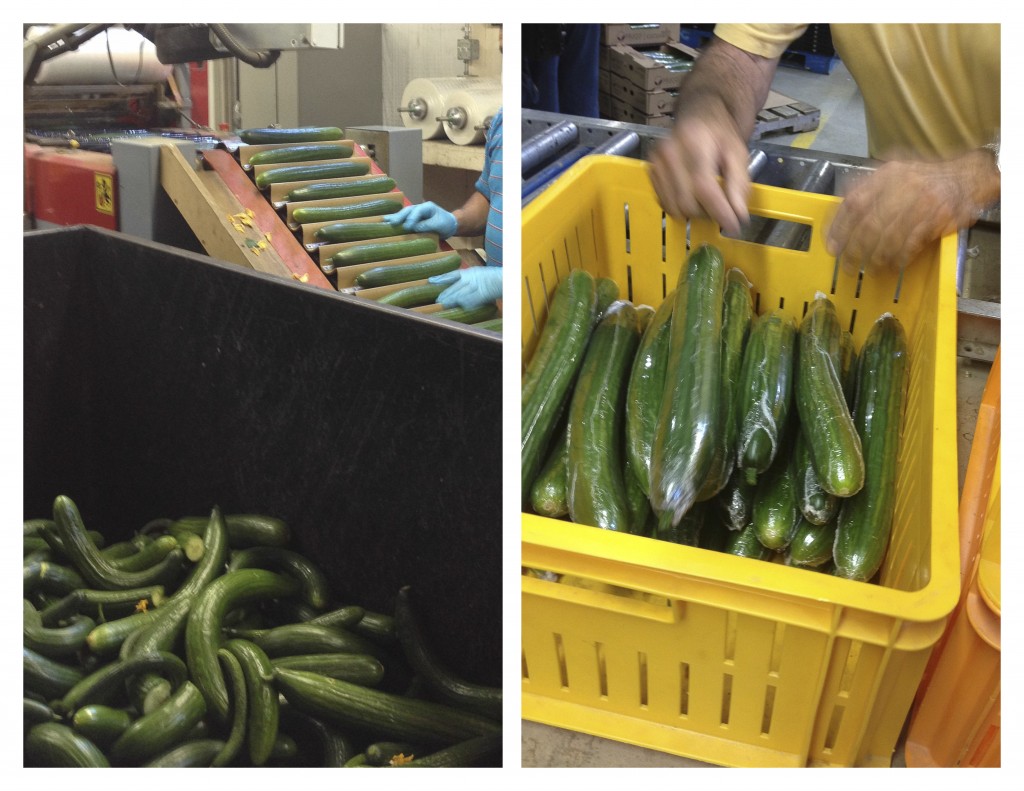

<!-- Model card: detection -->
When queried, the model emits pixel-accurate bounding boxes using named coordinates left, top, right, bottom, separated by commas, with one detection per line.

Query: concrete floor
left=521, top=47, right=997, bottom=769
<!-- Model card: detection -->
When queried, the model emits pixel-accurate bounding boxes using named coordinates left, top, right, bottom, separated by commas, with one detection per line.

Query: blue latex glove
left=429, top=266, right=503, bottom=310
left=381, top=202, right=458, bottom=239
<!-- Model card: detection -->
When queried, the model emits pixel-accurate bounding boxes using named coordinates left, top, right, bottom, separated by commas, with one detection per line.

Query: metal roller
left=522, top=120, right=580, bottom=178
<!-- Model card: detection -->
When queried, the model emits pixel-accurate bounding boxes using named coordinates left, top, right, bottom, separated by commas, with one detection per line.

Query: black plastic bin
left=23, top=225, right=502, bottom=689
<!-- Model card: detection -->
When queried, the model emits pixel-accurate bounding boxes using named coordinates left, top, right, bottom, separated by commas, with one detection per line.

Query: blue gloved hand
left=381, top=202, right=458, bottom=239
left=429, top=266, right=503, bottom=310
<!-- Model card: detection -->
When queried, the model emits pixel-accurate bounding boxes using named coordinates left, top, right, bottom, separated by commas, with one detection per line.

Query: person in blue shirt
left=383, top=107, right=503, bottom=311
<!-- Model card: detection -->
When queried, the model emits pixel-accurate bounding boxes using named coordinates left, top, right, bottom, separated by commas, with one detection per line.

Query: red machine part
left=25, top=144, right=118, bottom=231
left=188, top=62, right=209, bottom=128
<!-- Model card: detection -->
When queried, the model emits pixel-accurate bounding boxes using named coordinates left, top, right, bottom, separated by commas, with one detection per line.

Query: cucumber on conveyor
left=292, top=198, right=405, bottom=225
left=248, top=143, right=354, bottom=166
left=255, top=160, right=369, bottom=189
left=287, top=176, right=396, bottom=203
left=316, top=221, right=411, bottom=244
left=239, top=126, right=344, bottom=145
left=353, top=252, right=462, bottom=288
left=331, top=237, right=438, bottom=269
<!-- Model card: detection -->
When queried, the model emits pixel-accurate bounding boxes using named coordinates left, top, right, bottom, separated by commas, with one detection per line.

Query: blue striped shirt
left=475, top=108, right=503, bottom=267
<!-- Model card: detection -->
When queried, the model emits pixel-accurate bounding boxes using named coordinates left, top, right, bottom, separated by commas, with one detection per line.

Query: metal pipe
left=522, top=120, right=579, bottom=178
left=759, top=160, right=834, bottom=250
left=521, top=144, right=592, bottom=200
left=592, top=130, right=641, bottom=157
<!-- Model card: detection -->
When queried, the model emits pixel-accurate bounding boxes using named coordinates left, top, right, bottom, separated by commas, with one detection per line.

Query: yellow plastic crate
left=521, top=156, right=961, bottom=768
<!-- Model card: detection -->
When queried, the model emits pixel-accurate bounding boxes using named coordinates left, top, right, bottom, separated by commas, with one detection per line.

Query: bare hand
left=648, top=113, right=752, bottom=236
left=826, top=152, right=999, bottom=276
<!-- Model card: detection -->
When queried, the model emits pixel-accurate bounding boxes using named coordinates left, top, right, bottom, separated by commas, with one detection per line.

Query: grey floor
left=521, top=53, right=996, bottom=769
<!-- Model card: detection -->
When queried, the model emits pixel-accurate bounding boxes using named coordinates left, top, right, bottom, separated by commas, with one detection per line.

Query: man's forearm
left=675, top=35, right=780, bottom=140
left=452, top=191, right=490, bottom=238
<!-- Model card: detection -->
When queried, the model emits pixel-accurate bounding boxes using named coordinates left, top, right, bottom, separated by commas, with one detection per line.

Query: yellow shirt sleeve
left=830, top=24, right=1000, bottom=160
left=713, top=24, right=809, bottom=59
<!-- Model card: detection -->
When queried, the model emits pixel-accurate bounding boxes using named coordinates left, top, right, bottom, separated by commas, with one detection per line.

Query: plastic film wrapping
left=441, top=87, right=503, bottom=146
left=400, top=78, right=500, bottom=140
left=29, top=26, right=172, bottom=86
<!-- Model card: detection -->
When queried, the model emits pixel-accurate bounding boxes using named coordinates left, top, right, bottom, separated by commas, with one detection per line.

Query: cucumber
left=56, top=651, right=189, bottom=716
left=85, top=611, right=157, bottom=656
left=169, top=512, right=291, bottom=549
left=292, top=198, right=405, bottom=225
left=566, top=301, right=641, bottom=533
left=185, top=569, right=301, bottom=725
left=350, top=610, right=398, bottom=648
left=716, top=464, right=757, bottom=531
left=654, top=500, right=707, bottom=547
left=394, top=586, right=502, bottom=720
left=840, top=329, right=858, bottom=406
left=390, top=734, right=501, bottom=768
left=635, top=304, right=656, bottom=334
left=145, top=739, right=226, bottom=767
left=316, top=220, right=410, bottom=244
left=24, top=697, right=58, bottom=726
left=623, top=454, right=653, bottom=536
left=434, top=304, right=500, bottom=325
left=25, top=722, right=110, bottom=767
left=529, top=422, right=569, bottom=518
left=353, top=252, right=462, bottom=288
left=71, top=704, right=133, bottom=748
left=375, top=282, right=446, bottom=308
left=270, top=652, right=385, bottom=686
left=833, top=314, right=909, bottom=581
left=227, top=546, right=332, bottom=611
left=25, top=560, right=85, bottom=596
left=332, top=237, right=438, bottom=268
left=255, top=160, right=369, bottom=189
left=106, top=534, right=179, bottom=572
left=306, top=605, right=367, bottom=630
left=279, top=705, right=357, bottom=767
left=521, top=270, right=598, bottom=500
left=752, top=449, right=802, bottom=552
left=109, top=680, right=207, bottom=766
left=594, top=277, right=621, bottom=317
left=796, top=295, right=864, bottom=497
left=24, top=645, right=85, bottom=699
left=366, top=741, right=424, bottom=766
left=51, top=495, right=185, bottom=590
left=287, top=175, right=396, bottom=203
left=734, top=309, right=797, bottom=486
left=229, top=622, right=385, bottom=661
left=697, top=267, right=754, bottom=501
left=650, top=243, right=726, bottom=525
left=787, top=518, right=837, bottom=568
left=272, top=668, right=501, bottom=748
left=793, top=428, right=838, bottom=526
left=624, top=291, right=673, bottom=497
left=23, top=599, right=94, bottom=658
left=474, top=317, right=502, bottom=332
left=222, top=639, right=279, bottom=766
left=239, top=126, right=344, bottom=145
left=40, top=585, right=165, bottom=627
left=248, top=143, right=354, bottom=166
left=723, top=521, right=774, bottom=561
left=212, top=649, right=247, bottom=767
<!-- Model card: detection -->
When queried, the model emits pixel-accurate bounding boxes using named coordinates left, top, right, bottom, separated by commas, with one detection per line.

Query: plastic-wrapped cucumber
left=793, top=428, right=838, bottom=526
left=716, top=464, right=757, bottom=531
left=724, top=521, right=773, bottom=561
left=650, top=244, right=725, bottom=525
left=752, top=449, right=802, bottom=552
left=624, top=292, right=673, bottom=498
left=735, top=309, right=797, bottom=486
left=566, top=301, right=641, bottom=532
left=623, top=455, right=653, bottom=536
left=697, top=267, right=754, bottom=501
left=529, top=423, right=569, bottom=519
left=787, top=518, right=837, bottom=568
left=654, top=501, right=707, bottom=547
left=795, top=294, right=864, bottom=497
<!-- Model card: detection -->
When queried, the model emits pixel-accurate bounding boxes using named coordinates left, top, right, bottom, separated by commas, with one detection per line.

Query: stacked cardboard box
left=599, top=38, right=697, bottom=127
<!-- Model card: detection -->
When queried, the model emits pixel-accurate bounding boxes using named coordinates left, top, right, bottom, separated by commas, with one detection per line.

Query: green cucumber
left=316, top=220, right=410, bottom=244
left=71, top=704, right=133, bottom=748
left=624, top=454, right=653, bottom=536
left=239, top=126, right=344, bottom=145
left=307, top=605, right=367, bottom=629
left=350, top=610, right=398, bottom=647
left=287, top=175, right=396, bottom=203
left=169, top=512, right=291, bottom=549
left=376, top=282, right=446, bottom=308
left=272, top=668, right=501, bottom=747
left=787, top=518, right=837, bottom=568
left=794, top=428, right=838, bottom=526
left=212, top=649, right=247, bottom=767
left=734, top=309, right=797, bottom=485
left=724, top=521, right=774, bottom=561
left=353, top=252, right=462, bottom=287
left=390, top=734, right=501, bottom=768
left=529, top=422, right=569, bottom=518
left=227, top=546, right=332, bottom=611
left=697, top=267, right=754, bottom=501
left=256, top=160, right=369, bottom=189
left=40, top=585, right=165, bottom=627
left=279, top=705, right=357, bottom=767
left=51, top=495, right=185, bottom=590
left=185, top=569, right=301, bottom=724
left=24, top=645, right=85, bottom=699
left=716, top=464, right=757, bottom=531
left=475, top=317, right=502, bottom=331
left=394, top=586, right=502, bottom=719
left=24, top=599, right=94, bottom=659
left=248, top=143, right=354, bottom=166
left=145, top=738, right=225, bottom=767
left=25, top=722, right=110, bottom=767
left=566, top=301, right=641, bottom=533
left=752, top=450, right=802, bottom=551
left=624, top=291, right=673, bottom=497
left=521, top=270, right=598, bottom=501
left=228, top=622, right=385, bottom=660
left=107, top=534, right=179, bottom=572
left=635, top=304, right=655, bottom=333
left=366, top=741, right=424, bottom=766
left=434, top=304, right=500, bottom=325
left=270, top=652, right=385, bottom=686
left=24, top=697, right=58, bottom=726
left=795, top=295, right=864, bottom=497
left=840, top=329, right=858, bottom=406
left=655, top=500, right=707, bottom=547
left=833, top=314, right=909, bottom=581
left=594, top=277, right=621, bottom=317
left=292, top=198, right=405, bottom=225
left=56, top=651, right=189, bottom=716
left=650, top=243, right=726, bottom=525
left=332, top=237, right=438, bottom=268
left=110, top=680, right=208, bottom=766
left=24, top=560, right=85, bottom=597
left=221, top=640, right=279, bottom=766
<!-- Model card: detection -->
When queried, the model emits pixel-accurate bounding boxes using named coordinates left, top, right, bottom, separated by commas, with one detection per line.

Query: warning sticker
left=95, top=173, right=114, bottom=215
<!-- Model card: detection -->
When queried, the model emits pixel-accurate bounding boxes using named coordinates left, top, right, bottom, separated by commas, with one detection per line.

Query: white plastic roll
left=399, top=77, right=500, bottom=140
left=441, top=87, right=503, bottom=146
left=29, top=26, right=172, bottom=86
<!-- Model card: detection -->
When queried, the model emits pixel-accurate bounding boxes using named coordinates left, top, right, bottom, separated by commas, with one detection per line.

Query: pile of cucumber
left=522, top=244, right=909, bottom=582
left=24, top=497, right=501, bottom=768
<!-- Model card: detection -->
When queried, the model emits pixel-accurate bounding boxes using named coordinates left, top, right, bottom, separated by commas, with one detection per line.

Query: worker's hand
left=429, top=266, right=503, bottom=309
left=382, top=202, right=458, bottom=240
left=827, top=151, right=1000, bottom=276
left=648, top=110, right=752, bottom=236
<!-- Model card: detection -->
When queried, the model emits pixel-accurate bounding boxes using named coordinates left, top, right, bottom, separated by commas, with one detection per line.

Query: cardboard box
left=606, top=41, right=698, bottom=92
left=601, top=24, right=677, bottom=47
left=609, top=71, right=677, bottom=115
